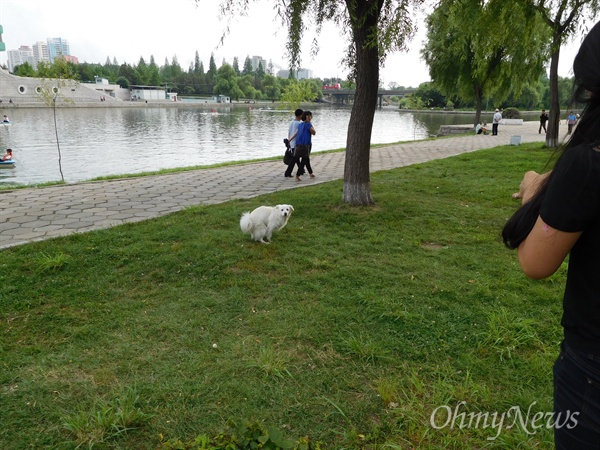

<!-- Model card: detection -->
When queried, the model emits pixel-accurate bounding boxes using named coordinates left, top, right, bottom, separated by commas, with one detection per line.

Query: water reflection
left=0, top=105, right=538, bottom=186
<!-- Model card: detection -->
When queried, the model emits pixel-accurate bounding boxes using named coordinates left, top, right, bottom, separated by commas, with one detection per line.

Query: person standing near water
left=492, top=109, right=502, bottom=135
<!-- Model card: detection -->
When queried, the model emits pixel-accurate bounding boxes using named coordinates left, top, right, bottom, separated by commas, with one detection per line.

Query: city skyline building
left=32, top=40, right=49, bottom=67
left=46, top=37, right=70, bottom=62
left=6, top=36, right=71, bottom=71
left=4, top=36, right=319, bottom=82
left=7, top=45, right=34, bottom=72
left=250, top=55, right=267, bottom=72
left=276, top=68, right=313, bottom=80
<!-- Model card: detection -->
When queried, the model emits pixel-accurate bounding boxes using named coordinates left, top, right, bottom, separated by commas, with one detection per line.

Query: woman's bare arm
left=517, top=216, right=581, bottom=279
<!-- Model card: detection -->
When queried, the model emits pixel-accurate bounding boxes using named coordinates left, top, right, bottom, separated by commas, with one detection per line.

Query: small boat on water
left=0, top=160, right=15, bottom=168
left=1, top=121, right=10, bottom=126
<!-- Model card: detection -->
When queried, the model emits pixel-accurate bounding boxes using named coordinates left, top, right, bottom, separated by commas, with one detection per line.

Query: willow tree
left=523, top=0, right=600, bottom=147
left=422, top=0, right=549, bottom=127
left=37, top=78, right=77, bottom=182
left=200, top=0, right=423, bottom=205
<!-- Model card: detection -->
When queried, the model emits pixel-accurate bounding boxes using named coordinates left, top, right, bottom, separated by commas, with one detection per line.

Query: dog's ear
left=289, top=205, right=294, bottom=212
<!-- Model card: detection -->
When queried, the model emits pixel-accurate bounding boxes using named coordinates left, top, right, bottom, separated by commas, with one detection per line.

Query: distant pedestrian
left=566, top=111, right=577, bottom=134
left=284, top=108, right=303, bottom=178
left=492, top=109, right=502, bottom=135
left=539, top=110, right=549, bottom=134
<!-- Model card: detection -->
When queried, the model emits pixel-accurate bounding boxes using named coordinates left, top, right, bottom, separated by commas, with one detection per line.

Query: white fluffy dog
left=240, top=204, right=294, bottom=243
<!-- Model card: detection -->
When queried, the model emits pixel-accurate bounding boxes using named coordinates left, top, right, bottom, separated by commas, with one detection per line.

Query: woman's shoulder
left=557, top=142, right=600, bottom=180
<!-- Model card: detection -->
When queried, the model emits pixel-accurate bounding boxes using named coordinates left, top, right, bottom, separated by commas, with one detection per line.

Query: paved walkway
left=0, top=121, right=547, bottom=250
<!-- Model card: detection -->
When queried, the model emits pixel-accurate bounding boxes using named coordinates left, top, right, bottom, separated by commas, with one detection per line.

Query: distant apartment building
left=250, top=55, right=267, bottom=72
left=32, top=41, right=50, bottom=67
left=62, top=55, right=79, bottom=64
left=276, top=68, right=313, bottom=80
left=7, top=37, right=72, bottom=72
left=296, top=68, right=313, bottom=80
left=7, top=45, right=35, bottom=72
left=47, top=37, right=70, bottom=62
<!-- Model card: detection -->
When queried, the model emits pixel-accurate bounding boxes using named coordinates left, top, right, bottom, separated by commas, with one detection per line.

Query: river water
left=0, top=105, right=538, bottom=186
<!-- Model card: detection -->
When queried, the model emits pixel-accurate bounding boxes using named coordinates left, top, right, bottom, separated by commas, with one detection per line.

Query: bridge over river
left=322, top=88, right=417, bottom=107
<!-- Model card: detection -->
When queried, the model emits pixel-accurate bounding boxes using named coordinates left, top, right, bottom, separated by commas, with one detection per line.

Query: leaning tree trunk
left=546, top=39, right=561, bottom=148
left=342, top=1, right=380, bottom=206
left=473, top=86, right=483, bottom=127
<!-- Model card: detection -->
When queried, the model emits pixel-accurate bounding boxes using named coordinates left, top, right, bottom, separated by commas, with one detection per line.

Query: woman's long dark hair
left=502, top=21, right=600, bottom=249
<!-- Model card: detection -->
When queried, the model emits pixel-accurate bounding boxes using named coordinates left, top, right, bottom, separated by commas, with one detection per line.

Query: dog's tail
left=240, top=212, right=252, bottom=234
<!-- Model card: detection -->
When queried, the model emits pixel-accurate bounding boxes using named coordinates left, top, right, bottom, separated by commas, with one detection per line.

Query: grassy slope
left=0, top=143, right=563, bottom=449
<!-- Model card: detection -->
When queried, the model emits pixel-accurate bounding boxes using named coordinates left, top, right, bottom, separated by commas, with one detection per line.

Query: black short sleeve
left=539, top=143, right=600, bottom=355
left=540, top=144, right=600, bottom=232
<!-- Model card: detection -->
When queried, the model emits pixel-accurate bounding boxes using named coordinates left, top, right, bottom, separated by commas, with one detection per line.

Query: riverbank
left=0, top=99, right=281, bottom=109
left=0, top=120, right=547, bottom=249
left=0, top=100, right=551, bottom=115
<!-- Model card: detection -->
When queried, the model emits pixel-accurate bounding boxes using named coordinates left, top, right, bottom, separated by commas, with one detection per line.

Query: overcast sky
left=0, top=0, right=589, bottom=88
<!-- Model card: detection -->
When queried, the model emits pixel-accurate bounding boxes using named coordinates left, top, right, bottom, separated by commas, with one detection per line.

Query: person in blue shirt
left=290, top=110, right=316, bottom=181
left=566, top=111, right=577, bottom=134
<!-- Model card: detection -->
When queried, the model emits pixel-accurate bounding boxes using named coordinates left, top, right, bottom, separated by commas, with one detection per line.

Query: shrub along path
left=0, top=121, right=547, bottom=250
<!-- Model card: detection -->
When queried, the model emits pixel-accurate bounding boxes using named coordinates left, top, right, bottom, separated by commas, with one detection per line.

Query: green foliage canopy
left=422, top=0, right=550, bottom=123
left=523, top=0, right=600, bottom=146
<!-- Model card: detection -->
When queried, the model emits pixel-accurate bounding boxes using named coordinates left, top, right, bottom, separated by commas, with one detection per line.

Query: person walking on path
left=492, top=109, right=502, bottom=135
left=539, top=110, right=549, bottom=134
left=502, top=20, right=600, bottom=449
left=566, top=111, right=577, bottom=134
left=290, top=110, right=316, bottom=181
left=284, top=108, right=303, bottom=178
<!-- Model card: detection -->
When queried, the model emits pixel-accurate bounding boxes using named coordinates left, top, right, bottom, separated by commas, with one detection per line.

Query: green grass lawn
left=0, top=143, right=564, bottom=449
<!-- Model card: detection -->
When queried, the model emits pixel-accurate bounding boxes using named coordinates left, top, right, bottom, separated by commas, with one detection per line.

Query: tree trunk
left=342, top=1, right=380, bottom=206
left=474, top=86, right=483, bottom=126
left=546, top=36, right=561, bottom=147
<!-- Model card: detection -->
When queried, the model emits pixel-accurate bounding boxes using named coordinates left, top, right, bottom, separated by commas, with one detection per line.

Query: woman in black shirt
left=503, top=20, right=600, bottom=449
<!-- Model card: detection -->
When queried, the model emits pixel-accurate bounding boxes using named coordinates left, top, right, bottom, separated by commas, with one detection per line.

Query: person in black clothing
left=502, top=20, right=600, bottom=449
left=539, top=109, right=549, bottom=134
